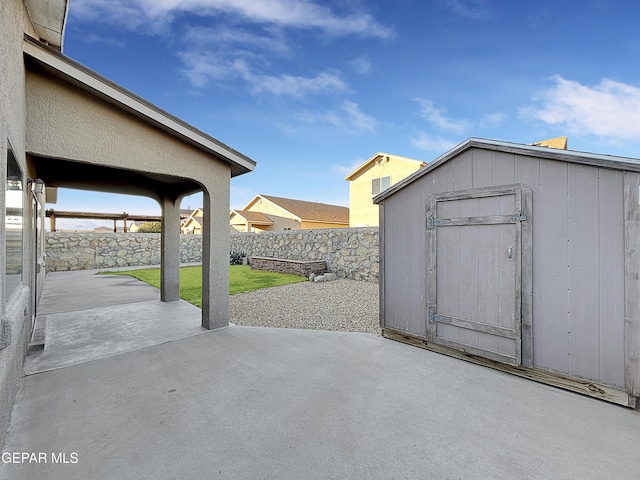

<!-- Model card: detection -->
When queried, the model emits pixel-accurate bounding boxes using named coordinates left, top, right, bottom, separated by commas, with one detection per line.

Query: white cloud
left=441, top=0, right=493, bottom=20
left=411, top=133, right=457, bottom=152
left=184, top=26, right=290, bottom=55
left=252, top=71, right=350, bottom=97
left=180, top=50, right=349, bottom=97
left=524, top=76, right=640, bottom=140
left=72, top=0, right=393, bottom=38
left=179, top=52, right=253, bottom=87
left=333, top=159, right=367, bottom=176
left=414, top=98, right=470, bottom=134
left=297, top=101, right=377, bottom=132
left=84, top=34, right=126, bottom=47
left=348, top=56, right=372, bottom=75
left=481, top=111, right=506, bottom=127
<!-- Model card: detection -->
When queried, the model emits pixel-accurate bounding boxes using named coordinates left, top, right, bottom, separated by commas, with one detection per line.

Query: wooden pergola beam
left=45, top=209, right=162, bottom=232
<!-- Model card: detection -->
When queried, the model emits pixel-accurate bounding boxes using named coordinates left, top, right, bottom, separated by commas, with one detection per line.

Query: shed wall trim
left=623, top=172, right=640, bottom=396
left=383, top=329, right=636, bottom=408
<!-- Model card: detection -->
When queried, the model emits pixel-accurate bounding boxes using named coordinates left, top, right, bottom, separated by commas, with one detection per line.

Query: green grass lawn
left=100, top=265, right=307, bottom=307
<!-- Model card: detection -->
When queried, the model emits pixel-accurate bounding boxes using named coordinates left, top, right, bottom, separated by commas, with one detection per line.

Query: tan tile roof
left=232, top=210, right=273, bottom=225
left=532, top=136, right=568, bottom=150
left=261, top=195, right=349, bottom=224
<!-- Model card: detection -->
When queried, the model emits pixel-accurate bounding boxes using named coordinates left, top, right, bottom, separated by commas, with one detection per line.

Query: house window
left=5, top=141, right=23, bottom=301
left=371, top=176, right=391, bottom=196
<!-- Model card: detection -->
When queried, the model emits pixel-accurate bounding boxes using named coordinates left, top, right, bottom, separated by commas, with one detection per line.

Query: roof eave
left=345, top=152, right=426, bottom=181
left=23, top=35, right=256, bottom=177
left=24, top=0, right=69, bottom=51
left=344, top=153, right=382, bottom=181
left=302, top=220, right=349, bottom=225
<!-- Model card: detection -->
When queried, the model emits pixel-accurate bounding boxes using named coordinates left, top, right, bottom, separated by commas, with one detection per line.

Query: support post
left=160, top=196, right=181, bottom=302
left=201, top=184, right=230, bottom=329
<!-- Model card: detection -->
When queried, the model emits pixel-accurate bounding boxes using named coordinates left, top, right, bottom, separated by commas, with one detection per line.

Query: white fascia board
left=23, top=36, right=256, bottom=177
left=344, top=152, right=425, bottom=181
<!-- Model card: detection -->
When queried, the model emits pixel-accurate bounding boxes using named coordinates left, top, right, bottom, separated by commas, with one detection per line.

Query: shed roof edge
left=374, top=137, right=640, bottom=203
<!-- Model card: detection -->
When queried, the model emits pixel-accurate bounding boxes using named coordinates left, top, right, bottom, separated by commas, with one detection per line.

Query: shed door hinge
left=512, top=215, right=527, bottom=222
left=427, top=216, right=449, bottom=229
left=428, top=306, right=447, bottom=325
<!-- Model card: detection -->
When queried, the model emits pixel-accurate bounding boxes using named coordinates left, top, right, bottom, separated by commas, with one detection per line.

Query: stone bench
left=249, top=256, right=326, bottom=278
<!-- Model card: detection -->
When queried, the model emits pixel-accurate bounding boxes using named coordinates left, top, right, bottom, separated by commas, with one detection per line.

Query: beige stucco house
left=230, top=194, right=349, bottom=232
left=345, top=153, right=425, bottom=226
left=181, top=207, right=204, bottom=234
left=0, top=0, right=255, bottom=446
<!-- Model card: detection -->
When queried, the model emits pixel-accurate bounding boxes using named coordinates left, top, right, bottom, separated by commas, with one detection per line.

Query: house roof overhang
left=24, top=0, right=69, bottom=51
left=344, top=152, right=425, bottom=181
left=23, top=35, right=256, bottom=178
left=230, top=210, right=274, bottom=226
left=373, top=137, right=640, bottom=204
left=248, top=194, right=349, bottom=224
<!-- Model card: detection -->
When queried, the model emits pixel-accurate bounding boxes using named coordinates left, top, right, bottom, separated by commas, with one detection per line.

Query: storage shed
left=374, top=138, right=640, bottom=407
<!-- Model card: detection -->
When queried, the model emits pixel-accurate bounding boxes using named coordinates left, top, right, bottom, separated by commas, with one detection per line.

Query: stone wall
left=45, top=233, right=203, bottom=271
left=250, top=257, right=326, bottom=278
left=45, top=227, right=379, bottom=282
left=231, top=227, right=378, bottom=282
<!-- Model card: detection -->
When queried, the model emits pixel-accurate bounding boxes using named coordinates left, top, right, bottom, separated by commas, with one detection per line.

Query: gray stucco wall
left=45, top=228, right=379, bottom=282
left=0, top=0, right=41, bottom=450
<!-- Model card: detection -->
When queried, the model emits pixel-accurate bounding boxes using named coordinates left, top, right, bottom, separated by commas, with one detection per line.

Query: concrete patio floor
left=1, top=270, right=639, bottom=479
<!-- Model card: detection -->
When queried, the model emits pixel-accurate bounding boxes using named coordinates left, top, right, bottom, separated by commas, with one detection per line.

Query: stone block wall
left=231, top=227, right=378, bottom=282
left=250, top=257, right=326, bottom=277
left=45, top=227, right=379, bottom=282
left=45, top=233, right=203, bottom=271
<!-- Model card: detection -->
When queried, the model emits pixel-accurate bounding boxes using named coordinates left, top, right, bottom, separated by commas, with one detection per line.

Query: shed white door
left=426, top=185, right=532, bottom=366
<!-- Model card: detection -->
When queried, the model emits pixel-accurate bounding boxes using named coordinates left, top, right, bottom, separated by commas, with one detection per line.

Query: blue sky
left=52, top=0, right=640, bottom=229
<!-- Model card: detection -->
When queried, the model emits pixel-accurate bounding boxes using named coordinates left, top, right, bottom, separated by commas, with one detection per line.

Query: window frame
left=4, top=138, right=25, bottom=304
left=371, top=175, right=391, bottom=196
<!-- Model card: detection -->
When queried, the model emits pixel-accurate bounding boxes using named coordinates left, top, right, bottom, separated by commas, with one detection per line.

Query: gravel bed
left=229, top=279, right=380, bottom=335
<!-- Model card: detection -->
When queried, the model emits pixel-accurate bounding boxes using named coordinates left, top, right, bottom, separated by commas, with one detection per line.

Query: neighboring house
left=345, top=152, right=425, bottom=227
left=230, top=194, right=349, bottom=232
left=181, top=207, right=204, bottom=234
left=532, top=135, right=568, bottom=149
left=0, top=0, right=255, bottom=447
left=178, top=208, right=192, bottom=231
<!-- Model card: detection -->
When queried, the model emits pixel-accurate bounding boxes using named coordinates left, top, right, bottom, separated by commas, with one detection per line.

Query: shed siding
left=532, top=159, right=570, bottom=373
left=383, top=180, right=427, bottom=337
left=598, top=169, right=625, bottom=388
left=382, top=147, right=627, bottom=388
